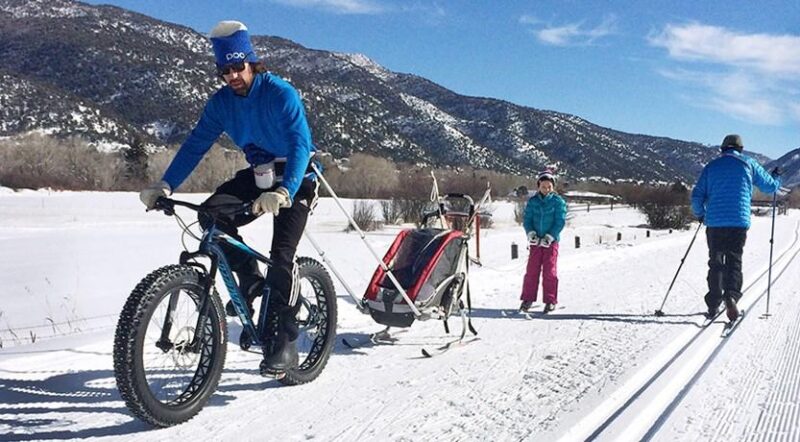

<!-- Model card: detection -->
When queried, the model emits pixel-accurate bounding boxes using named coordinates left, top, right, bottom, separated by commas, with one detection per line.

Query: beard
left=231, top=82, right=249, bottom=96
left=228, top=78, right=251, bottom=96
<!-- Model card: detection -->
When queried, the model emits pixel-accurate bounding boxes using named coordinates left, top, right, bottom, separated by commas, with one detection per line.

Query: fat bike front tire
left=113, top=264, right=227, bottom=427
left=280, top=257, right=337, bottom=386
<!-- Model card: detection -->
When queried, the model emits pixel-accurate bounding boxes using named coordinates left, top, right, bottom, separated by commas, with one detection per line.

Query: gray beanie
left=720, top=134, right=744, bottom=152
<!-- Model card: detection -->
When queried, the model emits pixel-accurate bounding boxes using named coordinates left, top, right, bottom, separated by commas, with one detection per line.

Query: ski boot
left=543, top=303, right=556, bottom=314
left=724, top=297, right=740, bottom=322
left=704, top=303, right=721, bottom=320
left=519, top=300, right=532, bottom=313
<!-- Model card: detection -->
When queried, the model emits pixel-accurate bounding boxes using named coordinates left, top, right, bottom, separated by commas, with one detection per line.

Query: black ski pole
left=762, top=191, right=778, bottom=319
left=654, top=222, right=703, bottom=317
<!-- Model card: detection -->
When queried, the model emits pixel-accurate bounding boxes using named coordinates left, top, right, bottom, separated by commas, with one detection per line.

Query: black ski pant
left=198, top=167, right=318, bottom=308
left=704, top=227, right=747, bottom=311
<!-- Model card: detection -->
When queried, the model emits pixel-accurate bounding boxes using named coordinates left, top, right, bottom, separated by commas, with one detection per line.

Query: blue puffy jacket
left=162, top=73, right=315, bottom=201
left=523, top=192, right=567, bottom=241
left=691, top=150, right=781, bottom=228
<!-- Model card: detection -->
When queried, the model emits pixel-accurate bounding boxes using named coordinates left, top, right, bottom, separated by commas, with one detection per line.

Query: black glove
left=771, top=166, right=783, bottom=177
left=697, top=216, right=704, bottom=224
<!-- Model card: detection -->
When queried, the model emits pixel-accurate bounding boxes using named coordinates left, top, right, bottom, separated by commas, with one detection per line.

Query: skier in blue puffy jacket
left=691, top=134, right=781, bottom=321
left=139, top=20, right=317, bottom=377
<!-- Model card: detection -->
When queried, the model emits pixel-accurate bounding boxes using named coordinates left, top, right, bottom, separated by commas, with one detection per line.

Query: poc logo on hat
left=226, top=52, right=247, bottom=61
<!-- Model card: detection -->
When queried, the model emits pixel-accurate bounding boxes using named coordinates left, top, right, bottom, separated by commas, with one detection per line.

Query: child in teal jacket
left=520, top=170, right=567, bottom=313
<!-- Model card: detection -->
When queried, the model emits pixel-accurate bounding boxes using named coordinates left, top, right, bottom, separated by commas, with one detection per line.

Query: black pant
left=199, top=167, right=318, bottom=307
left=704, top=227, right=747, bottom=310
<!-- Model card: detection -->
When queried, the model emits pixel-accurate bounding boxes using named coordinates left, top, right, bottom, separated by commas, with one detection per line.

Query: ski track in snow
left=654, top=234, right=800, bottom=442
left=0, top=191, right=798, bottom=441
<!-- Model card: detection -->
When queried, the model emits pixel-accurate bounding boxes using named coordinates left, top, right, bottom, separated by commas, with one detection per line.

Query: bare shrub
left=348, top=153, right=400, bottom=198
left=317, top=155, right=528, bottom=202
left=640, top=203, right=693, bottom=229
left=0, top=134, right=125, bottom=190
left=346, top=200, right=381, bottom=232
left=319, top=153, right=400, bottom=199
left=147, top=143, right=247, bottom=192
left=787, top=188, right=800, bottom=209
left=513, top=198, right=527, bottom=225
left=317, top=165, right=346, bottom=197
left=398, top=198, right=433, bottom=226
left=637, top=184, right=693, bottom=230
left=395, top=166, right=435, bottom=200
left=380, top=199, right=403, bottom=225
left=436, top=167, right=515, bottom=201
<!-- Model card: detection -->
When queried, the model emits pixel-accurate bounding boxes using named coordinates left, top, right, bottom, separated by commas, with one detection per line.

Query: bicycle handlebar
left=153, top=197, right=253, bottom=218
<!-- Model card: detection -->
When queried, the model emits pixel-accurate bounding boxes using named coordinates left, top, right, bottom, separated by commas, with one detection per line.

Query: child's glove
left=527, top=231, right=540, bottom=246
left=539, top=234, right=555, bottom=248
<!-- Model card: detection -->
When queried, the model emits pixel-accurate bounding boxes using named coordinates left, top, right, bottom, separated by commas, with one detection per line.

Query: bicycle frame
left=155, top=199, right=275, bottom=352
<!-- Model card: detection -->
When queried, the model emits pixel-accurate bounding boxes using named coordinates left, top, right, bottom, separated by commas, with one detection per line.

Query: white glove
left=540, top=234, right=555, bottom=248
left=253, top=187, right=291, bottom=215
left=527, top=231, right=539, bottom=246
left=139, top=180, right=171, bottom=210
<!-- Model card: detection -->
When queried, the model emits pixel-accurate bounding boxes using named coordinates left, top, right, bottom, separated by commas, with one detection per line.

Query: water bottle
left=254, top=162, right=275, bottom=189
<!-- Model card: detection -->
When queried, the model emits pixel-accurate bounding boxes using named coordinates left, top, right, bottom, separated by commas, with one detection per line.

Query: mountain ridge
left=1, top=0, right=790, bottom=185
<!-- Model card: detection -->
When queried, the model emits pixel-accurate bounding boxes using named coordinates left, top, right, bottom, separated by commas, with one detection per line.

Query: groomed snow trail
left=1, top=192, right=798, bottom=441
left=559, top=220, right=800, bottom=441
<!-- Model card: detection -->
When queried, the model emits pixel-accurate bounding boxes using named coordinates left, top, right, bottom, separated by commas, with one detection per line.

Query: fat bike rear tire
left=113, top=264, right=227, bottom=427
left=280, top=257, right=337, bottom=386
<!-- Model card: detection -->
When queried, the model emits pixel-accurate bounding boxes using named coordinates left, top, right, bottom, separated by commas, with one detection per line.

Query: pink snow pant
left=520, top=242, right=559, bottom=304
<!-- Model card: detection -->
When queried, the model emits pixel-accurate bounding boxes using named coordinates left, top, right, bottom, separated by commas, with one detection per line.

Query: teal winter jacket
left=523, top=192, right=567, bottom=241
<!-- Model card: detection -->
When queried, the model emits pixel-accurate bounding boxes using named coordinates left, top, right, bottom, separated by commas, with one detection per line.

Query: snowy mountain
left=0, top=0, right=784, bottom=182
left=767, top=147, right=800, bottom=187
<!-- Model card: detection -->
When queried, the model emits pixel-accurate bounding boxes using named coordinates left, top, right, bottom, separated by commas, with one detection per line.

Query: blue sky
left=86, top=0, right=799, bottom=159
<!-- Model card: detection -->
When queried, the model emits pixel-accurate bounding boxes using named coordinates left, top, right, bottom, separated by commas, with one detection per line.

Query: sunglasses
left=217, top=62, right=247, bottom=76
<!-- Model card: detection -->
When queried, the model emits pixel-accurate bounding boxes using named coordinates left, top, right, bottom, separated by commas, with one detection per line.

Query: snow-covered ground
left=1, top=190, right=799, bottom=441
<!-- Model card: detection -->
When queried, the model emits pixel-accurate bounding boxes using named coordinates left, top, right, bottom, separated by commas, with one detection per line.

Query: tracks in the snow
left=559, top=221, right=800, bottom=442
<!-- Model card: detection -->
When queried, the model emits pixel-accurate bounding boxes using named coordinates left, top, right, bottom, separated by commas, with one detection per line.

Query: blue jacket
left=691, top=150, right=781, bottom=228
left=162, top=73, right=315, bottom=200
left=523, top=192, right=567, bottom=241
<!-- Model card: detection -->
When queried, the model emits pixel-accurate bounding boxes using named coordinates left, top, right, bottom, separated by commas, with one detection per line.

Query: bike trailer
left=363, top=227, right=467, bottom=327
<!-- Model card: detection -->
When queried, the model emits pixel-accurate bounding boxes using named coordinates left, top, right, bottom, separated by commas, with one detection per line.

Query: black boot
left=259, top=331, right=299, bottom=377
left=704, top=292, right=722, bottom=320
left=724, top=296, right=740, bottom=322
left=259, top=299, right=300, bottom=377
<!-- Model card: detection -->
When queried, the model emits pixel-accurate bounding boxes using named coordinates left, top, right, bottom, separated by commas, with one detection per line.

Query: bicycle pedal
left=259, top=368, right=286, bottom=379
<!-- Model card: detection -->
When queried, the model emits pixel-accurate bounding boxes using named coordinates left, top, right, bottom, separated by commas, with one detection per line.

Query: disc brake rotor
left=171, top=326, right=199, bottom=369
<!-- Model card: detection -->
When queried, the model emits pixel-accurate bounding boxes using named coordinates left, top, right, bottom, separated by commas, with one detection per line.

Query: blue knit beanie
left=209, top=21, right=258, bottom=66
